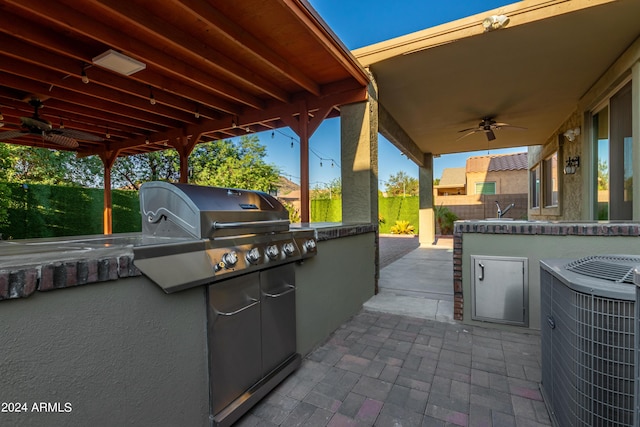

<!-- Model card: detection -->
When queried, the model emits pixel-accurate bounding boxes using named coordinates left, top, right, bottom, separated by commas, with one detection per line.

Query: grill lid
left=139, top=181, right=289, bottom=239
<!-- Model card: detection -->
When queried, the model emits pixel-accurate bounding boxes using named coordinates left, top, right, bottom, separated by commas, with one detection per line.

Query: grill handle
left=211, top=219, right=290, bottom=230
left=263, top=285, right=295, bottom=298
left=214, top=298, right=259, bottom=317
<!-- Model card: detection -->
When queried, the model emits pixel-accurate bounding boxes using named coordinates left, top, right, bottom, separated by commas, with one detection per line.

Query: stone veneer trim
left=0, top=255, right=141, bottom=302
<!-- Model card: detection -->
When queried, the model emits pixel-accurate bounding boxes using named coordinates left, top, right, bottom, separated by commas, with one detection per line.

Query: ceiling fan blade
left=21, top=116, right=52, bottom=132
left=456, top=130, right=479, bottom=141
left=43, top=133, right=79, bottom=148
left=458, top=126, right=479, bottom=133
left=485, top=129, right=496, bottom=141
left=0, top=130, right=28, bottom=141
left=54, top=128, right=104, bottom=142
left=499, top=125, right=527, bottom=130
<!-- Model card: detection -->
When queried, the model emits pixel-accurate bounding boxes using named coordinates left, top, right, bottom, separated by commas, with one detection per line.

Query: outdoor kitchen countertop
left=454, top=219, right=640, bottom=236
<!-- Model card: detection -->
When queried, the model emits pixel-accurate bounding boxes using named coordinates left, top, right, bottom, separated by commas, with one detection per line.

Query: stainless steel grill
left=134, top=181, right=317, bottom=293
left=132, top=181, right=317, bottom=427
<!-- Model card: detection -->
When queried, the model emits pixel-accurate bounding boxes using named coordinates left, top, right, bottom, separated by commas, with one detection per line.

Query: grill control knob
left=221, top=251, right=238, bottom=268
left=246, top=247, right=261, bottom=264
left=265, top=245, right=279, bottom=260
left=282, top=242, right=295, bottom=257
left=304, top=239, right=317, bottom=252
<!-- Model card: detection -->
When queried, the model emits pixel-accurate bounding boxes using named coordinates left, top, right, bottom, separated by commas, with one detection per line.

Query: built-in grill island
left=133, top=181, right=317, bottom=427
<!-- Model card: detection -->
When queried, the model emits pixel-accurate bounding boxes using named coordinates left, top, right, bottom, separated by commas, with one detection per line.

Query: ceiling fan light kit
left=92, top=49, right=146, bottom=76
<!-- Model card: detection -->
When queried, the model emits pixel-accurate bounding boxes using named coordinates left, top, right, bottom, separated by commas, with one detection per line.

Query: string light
left=271, top=128, right=340, bottom=168
left=105, top=127, right=110, bottom=139
left=271, top=131, right=275, bottom=139
left=194, top=106, right=200, bottom=119
left=145, top=137, right=150, bottom=144
left=81, top=69, right=89, bottom=84
left=149, top=87, right=156, bottom=105
left=0, top=110, right=4, bottom=128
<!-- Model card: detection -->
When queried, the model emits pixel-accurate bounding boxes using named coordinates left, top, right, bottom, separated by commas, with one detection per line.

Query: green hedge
left=0, top=183, right=141, bottom=239
left=310, top=195, right=419, bottom=234
left=0, top=183, right=420, bottom=239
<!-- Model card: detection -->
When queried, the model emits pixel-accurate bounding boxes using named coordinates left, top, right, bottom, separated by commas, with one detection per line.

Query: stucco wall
left=0, top=275, right=209, bottom=427
left=295, top=232, right=376, bottom=355
left=529, top=111, right=583, bottom=221
left=461, top=232, right=640, bottom=331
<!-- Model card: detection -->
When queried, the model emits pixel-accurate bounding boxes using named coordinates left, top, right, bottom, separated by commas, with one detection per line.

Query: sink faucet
left=495, top=201, right=515, bottom=218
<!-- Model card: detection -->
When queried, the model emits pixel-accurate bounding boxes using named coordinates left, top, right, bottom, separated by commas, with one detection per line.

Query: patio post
left=99, top=150, right=119, bottom=235
left=340, top=80, right=379, bottom=224
left=171, top=135, right=198, bottom=184
left=418, top=154, right=435, bottom=245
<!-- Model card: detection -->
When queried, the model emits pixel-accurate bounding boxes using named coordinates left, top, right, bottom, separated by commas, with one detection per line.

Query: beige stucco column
left=340, top=80, right=379, bottom=224
left=418, top=153, right=435, bottom=245
left=632, top=61, right=640, bottom=220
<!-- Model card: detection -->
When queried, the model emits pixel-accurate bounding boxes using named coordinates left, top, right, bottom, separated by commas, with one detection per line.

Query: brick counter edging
left=454, top=222, right=640, bottom=236
left=316, top=224, right=378, bottom=241
left=0, top=255, right=141, bottom=302
left=452, top=222, right=640, bottom=321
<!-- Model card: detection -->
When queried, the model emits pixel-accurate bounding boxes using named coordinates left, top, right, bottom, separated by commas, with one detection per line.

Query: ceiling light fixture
left=482, top=14, right=510, bottom=32
left=92, top=49, right=146, bottom=76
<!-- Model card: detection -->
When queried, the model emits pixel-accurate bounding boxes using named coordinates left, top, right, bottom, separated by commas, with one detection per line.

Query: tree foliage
left=189, top=136, right=280, bottom=191
left=0, top=135, right=280, bottom=192
left=311, top=178, right=341, bottom=200
left=385, top=171, right=418, bottom=197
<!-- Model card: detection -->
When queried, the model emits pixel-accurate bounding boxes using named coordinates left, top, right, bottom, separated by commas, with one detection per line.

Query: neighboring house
left=434, top=167, right=465, bottom=196
left=434, top=152, right=528, bottom=220
left=465, top=152, right=528, bottom=196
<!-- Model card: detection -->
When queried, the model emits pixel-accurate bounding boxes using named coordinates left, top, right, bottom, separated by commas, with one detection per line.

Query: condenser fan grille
left=566, top=255, right=640, bottom=283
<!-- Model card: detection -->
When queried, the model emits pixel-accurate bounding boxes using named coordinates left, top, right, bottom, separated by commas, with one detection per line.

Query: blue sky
left=250, top=0, right=523, bottom=187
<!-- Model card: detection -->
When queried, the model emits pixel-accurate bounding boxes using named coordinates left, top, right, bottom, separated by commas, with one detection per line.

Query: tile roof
left=466, top=152, right=528, bottom=173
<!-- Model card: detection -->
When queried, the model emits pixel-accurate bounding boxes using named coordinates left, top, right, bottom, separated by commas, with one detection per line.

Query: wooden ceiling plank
left=166, top=0, right=321, bottom=96
left=84, top=0, right=291, bottom=103
left=5, top=0, right=266, bottom=110
left=0, top=15, right=238, bottom=117
left=0, top=71, right=182, bottom=129
left=0, top=53, right=199, bottom=125
left=277, top=0, right=369, bottom=87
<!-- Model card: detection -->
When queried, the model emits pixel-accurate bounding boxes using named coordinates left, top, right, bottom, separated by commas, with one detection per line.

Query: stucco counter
left=0, top=223, right=377, bottom=426
left=453, top=220, right=640, bottom=330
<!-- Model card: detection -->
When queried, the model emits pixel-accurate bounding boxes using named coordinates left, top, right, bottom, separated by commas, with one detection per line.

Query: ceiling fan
left=457, top=117, right=526, bottom=142
left=0, top=98, right=104, bottom=148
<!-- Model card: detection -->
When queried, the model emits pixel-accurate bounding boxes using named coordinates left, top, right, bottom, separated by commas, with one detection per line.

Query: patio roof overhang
left=353, top=0, right=640, bottom=165
left=0, top=0, right=369, bottom=156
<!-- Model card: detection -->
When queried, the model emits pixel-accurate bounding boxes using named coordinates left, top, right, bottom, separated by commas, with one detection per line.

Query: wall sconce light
left=563, top=127, right=580, bottom=142
left=482, top=14, right=510, bottom=32
left=564, top=156, right=580, bottom=175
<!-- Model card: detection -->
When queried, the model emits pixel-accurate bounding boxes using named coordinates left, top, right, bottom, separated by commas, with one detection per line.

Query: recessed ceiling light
left=92, top=49, right=146, bottom=76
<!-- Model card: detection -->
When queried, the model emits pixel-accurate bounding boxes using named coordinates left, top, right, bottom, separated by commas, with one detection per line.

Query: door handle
left=214, top=298, right=259, bottom=316
left=478, top=262, right=485, bottom=281
left=263, top=284, right=295, bottom=298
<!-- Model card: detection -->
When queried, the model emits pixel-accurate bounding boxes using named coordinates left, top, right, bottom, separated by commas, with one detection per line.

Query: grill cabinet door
left=260, top=264, right=296, bottom=376
left=471, top=255, right=528, bottom=326
left=207, top=273, right=261, bottom=416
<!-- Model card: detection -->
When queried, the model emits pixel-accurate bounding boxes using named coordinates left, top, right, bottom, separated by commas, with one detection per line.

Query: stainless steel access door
left=260, top=264, right=296, bottom=376
left=208, top=272, right=261, bottom=415
left=471, top=255, right=528, bottom=326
